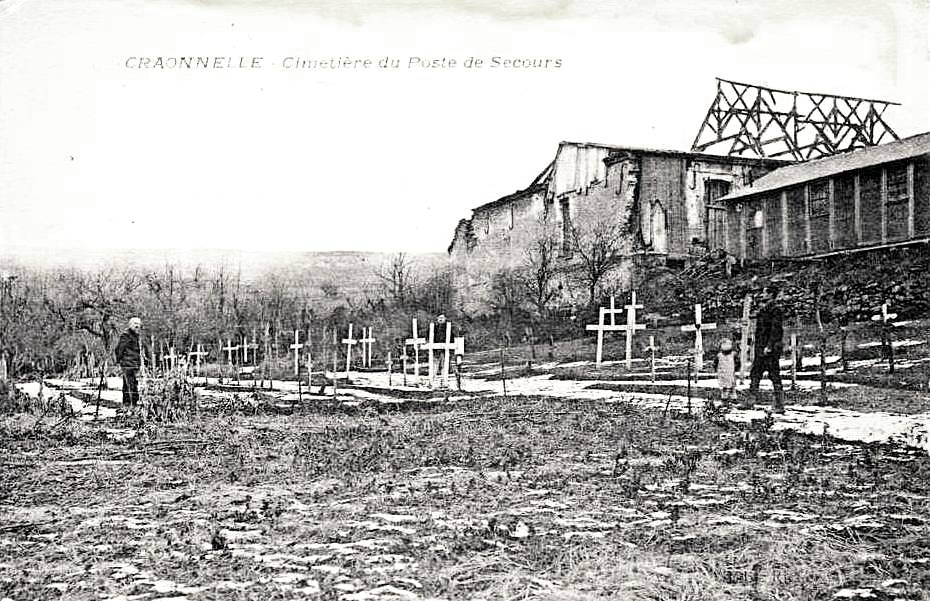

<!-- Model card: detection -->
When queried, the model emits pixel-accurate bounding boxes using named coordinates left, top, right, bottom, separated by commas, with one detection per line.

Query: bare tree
left=44, top=266, right=144, bottom=351
left=375, top=252, right=415, bottom=307
left=521, top=218, right=561, bottom=316
left=489, top=267, right=525, bottom=326
left=568, top=199, right=631, bottom=306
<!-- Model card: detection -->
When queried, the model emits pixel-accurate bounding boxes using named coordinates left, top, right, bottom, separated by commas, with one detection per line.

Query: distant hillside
left=0, top=247, right=449, bottom=303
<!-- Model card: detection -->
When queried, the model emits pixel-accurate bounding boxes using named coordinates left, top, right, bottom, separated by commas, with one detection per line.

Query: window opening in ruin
left=887, top=164, right=908, bottom=204
left=560, top=198, right=573, bottom=257
left=704, top=179, right=732, bottom=202
left=809, top=181, right=830, bottom=217
left=651, top=202, right=668, bottom=253
left=746, top=207, right=764, bottom=259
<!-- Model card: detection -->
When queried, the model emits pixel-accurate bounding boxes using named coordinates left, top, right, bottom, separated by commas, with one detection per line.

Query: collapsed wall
left=448, top=141, right=785, bottom=315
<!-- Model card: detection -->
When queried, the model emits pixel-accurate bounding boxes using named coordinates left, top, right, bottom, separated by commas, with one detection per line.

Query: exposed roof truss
left=691, top=78, right=900, bottom=160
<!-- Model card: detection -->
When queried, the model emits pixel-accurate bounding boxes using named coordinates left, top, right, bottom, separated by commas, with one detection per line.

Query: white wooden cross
left=164, top=347, right=179, bottom=372
left=0, top=351, right=7, bottom=381
left=223, top=339, right=239, bottom=368
left=645, top=335, right=658, bottom=382
left=789, top=332, right=799, bottom=390
left=871, top=302, right=897, bottom=325
left=584, top=294, right=632, bottom=366
left=399, top=352, right=409, bottom=386
left=359, top=327, right=376, bottom=368
left=424, top=321, right=456, bottom=388
left=681, top=303, right=717, bottom=374
left=289, top=329, right=303, bottom=376
left=622, top=291, right=646, bottom=369
left=342, top=323, right=358, bottom=378
left=241, top=335, right=258, bottom=364
left=738, top=295, right=752, bottom=382
left=404, top=318, right=425, bottom=382
left=871, top=301, right=899, bottom=372
left=188, top=343, right=208, bottom=374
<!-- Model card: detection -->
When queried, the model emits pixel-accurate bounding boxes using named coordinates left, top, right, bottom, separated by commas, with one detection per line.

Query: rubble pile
left=640, top=245, right=930, bottom=324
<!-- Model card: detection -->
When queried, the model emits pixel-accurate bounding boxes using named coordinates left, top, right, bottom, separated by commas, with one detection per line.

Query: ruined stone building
left=718, top=132, right=930, bottom=261
left=447, top=141, right=784, bottom=311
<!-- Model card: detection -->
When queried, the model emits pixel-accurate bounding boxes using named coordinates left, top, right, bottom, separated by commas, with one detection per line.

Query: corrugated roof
left=721, top=131, right=930, bottom=202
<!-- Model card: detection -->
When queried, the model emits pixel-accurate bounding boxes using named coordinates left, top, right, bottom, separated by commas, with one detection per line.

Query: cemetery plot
left=3, top=294, right=930, bottom=600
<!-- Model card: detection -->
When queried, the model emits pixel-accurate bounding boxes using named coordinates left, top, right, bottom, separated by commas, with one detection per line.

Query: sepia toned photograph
left=1, top=0, right=929, bottom=599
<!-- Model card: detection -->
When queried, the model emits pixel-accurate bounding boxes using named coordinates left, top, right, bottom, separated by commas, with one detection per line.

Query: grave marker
left=645, top=335, right=658, bottom=382
left=289, top=330, right=303, bottom=376
left=306, top=327, right=313, bottom=386
left=223, top=339, right=239, bottom=365
left=404, top=319, right=426, bottom=383
left=263, top=323, right=271, bottom=367
left=427, top=322, right=436, bottom=384
left=738, top=295, right=752, bottom=382
left=789, top=332, right=798, bottom=390
left=164, top=347, right=179, bottom=372
left=242, top=335, right=258, bottom=364
left=400, top=352, right=409, bottom=386
left=584, top=295, right=627, bottom=366
left=622, top=291, right=646, bottom=369
left=871, top=301, right=898, bottom=374
left=359, top=327, right=376, bottom=368
left=423, top=320, right=458, bottom=388
left=188, top=344, right=208, bottom=376
left=332, top=328, right=338, bottom=398
left=342, top=323, right=358, bottom=379
left=454, top=337, right=465, bottom=391
left=681, top=303, right=717, bottom=378
left=385, top=352, right=393, bottom=387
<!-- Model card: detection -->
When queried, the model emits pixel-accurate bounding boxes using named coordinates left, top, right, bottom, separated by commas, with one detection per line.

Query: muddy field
left=2, top=377, right=930, bottom=601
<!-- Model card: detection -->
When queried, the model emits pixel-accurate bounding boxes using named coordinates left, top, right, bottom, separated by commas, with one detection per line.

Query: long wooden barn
left=715, top=132, right=930, bottom=261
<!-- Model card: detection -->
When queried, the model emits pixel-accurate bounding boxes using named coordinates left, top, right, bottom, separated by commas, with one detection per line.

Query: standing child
left=713, top=337, right=740, bottom=406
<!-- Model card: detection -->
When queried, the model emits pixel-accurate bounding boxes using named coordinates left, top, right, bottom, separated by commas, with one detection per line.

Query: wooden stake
left=681, top=303, right=717, bottom=378
left=332, top=328, right=338, bottom=399
left=500, top=347, right=507, bottom=398
left=645, top=335, right=657, bottom=383
left=815, top=283, right=828, bottom=405
left=738, top=295, right=752, bottom=383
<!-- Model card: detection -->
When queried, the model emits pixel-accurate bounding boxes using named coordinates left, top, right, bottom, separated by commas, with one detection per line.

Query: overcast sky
left=1, top=0, right=927, bottom=256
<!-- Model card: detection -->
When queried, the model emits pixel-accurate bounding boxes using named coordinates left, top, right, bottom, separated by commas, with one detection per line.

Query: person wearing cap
left=712, top=337, right=740, bottom=407
left=742, top=285, right=785, bottom=413
left=115, top=317, right=143, bottom=406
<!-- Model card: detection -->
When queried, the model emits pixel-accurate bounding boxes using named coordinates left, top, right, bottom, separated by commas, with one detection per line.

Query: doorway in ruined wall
left=706, top=205, right=728, bottom=251
left=746, top=206, right=764, bottom=260
left=704, top=179, right=732, bottom=251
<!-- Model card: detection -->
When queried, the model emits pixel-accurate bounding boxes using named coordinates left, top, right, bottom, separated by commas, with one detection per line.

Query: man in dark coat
left=741, top=286, right=785, bottom=413
left=114, top=317, right=142, bottom=406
